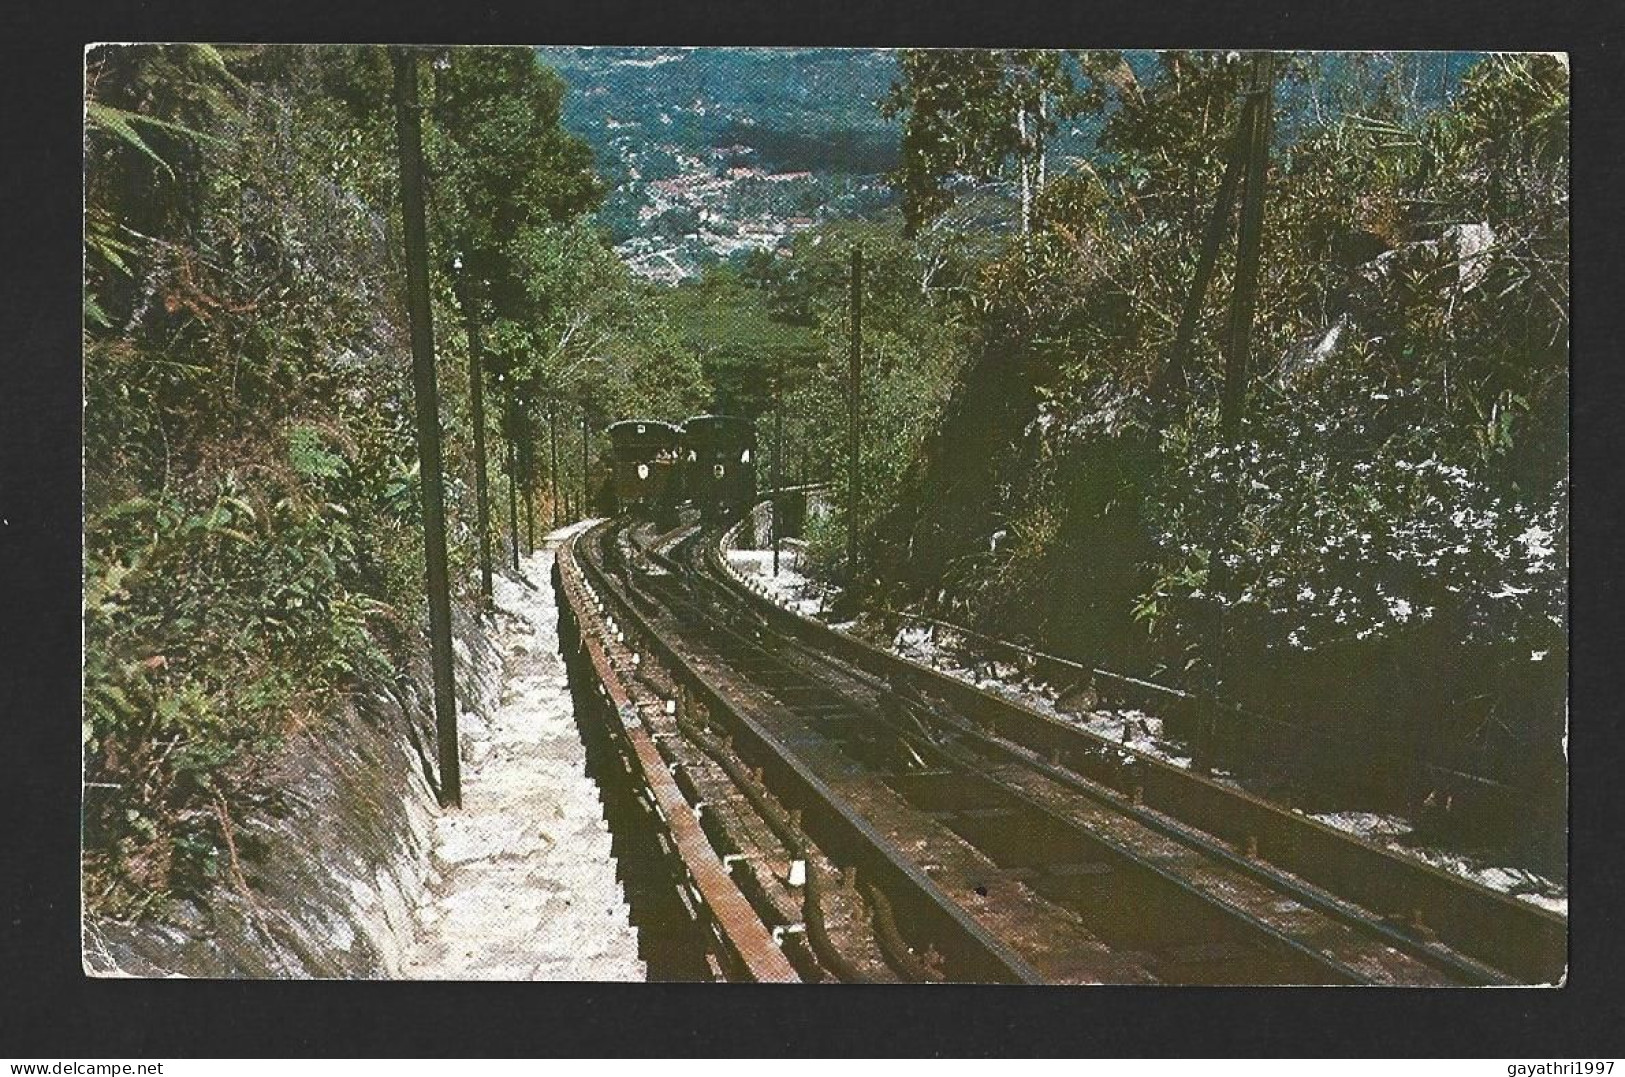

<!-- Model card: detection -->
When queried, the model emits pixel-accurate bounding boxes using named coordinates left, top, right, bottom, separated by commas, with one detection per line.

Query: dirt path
left=400, top=528, right=644, bottom=980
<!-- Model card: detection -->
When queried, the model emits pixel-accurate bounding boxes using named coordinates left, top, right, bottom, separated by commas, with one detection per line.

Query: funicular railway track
left=558, top=512, right=1565, bottom=985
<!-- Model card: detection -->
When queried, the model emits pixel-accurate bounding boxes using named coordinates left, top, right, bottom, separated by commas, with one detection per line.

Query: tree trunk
left=1036, top=92, right=1048, bottom=203
left=1016, top=105, right=1033, bottom=234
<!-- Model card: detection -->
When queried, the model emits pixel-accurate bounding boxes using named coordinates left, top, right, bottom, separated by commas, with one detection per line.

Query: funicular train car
left=681, top=414, right=757, bottom=523
left=607, top=419, right=682, bottom=524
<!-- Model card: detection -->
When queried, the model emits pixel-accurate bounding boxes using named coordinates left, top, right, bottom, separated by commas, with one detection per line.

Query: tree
left=423, top=47, right=603, bottom=541
left=870, top=50, right=1568, bottom=849
left=428, top=47, right=602, bottom=316
left=881, top=49, right=1096, bottom=236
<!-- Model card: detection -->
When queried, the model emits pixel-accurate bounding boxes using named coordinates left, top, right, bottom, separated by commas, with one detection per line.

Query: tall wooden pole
left=461, top=297, right=493, bottom=604
left=847, top=246, right=862, bottom=583
left=507, top=433, right=520, bottom=571
left=580, top=407, right=590, bottom=519
left=523, top=430, right=535, bottom=552
left=524, top=474, right=535, bottom=551
left=1201, top=51, right=1275, bottom=772
left=391, top=48, right=460, bottom=807
left=549, top=403, right=562, bottom=527
left=773, top=349, right=784, bottom=577
left=1219, top=53, right=1274, bottom=442
left=1156, top=93, right=1258, bottom=404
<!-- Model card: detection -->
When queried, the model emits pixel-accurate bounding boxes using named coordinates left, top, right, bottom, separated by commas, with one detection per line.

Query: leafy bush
left=84, top=46, right=428, bottom=917
left=851, top=52, right=1566, bottom=842
left=83, top=469, right=396, bottom=913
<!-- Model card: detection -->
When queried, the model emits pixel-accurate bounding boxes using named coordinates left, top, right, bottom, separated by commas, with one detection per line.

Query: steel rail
left=700, top=531, right=1506, bottom=985
left=706, top=516, right=1566, bottom=985
left=677, top=530, right=1448, bottom=985
left=573, top=519, right=1046, bottom=984
left=555, top=532, right=800, bottom=983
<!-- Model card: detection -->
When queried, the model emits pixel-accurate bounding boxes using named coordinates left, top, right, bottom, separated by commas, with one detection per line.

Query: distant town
left=616, top=147, right=865, bottom=283
left=540, top=46, right=902, bottom=283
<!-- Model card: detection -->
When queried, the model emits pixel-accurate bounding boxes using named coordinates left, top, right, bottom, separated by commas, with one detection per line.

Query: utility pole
left=452, top=257, right=493, bottom=605
left=390, top=48, right=460, bottom=808
left=1219, top=52, right=1275, bottom=441
left=549, top=402, right=562, bottom=528
left=846, top=246, right=862, bottom=584
left=773, top=349, right=784, bottom=577
left=507, top=432, right=520, bottom=571
left=515, top=397, right=534, bottom=553
left=523, top=430, right=535, bottom=552
left=1199, top=51, right=1275, bottom=773
left=524, top=475, right=535, bottom=551
left=580, top=406, right=590, bottom=519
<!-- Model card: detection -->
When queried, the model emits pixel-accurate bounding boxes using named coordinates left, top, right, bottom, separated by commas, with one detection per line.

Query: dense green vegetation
left=82, top=45, right=709, bottom=918
left=816, top=51, right=1564, bottom=858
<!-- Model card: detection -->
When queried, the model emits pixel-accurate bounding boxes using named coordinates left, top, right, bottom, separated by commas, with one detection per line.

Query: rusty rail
left=574, top=520, right=1045, bottom=984
left=555, top=534, right=800, bottom=984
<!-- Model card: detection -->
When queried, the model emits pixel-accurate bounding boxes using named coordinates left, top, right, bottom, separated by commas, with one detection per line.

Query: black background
left=3, top=0, right=1619, bottom=1057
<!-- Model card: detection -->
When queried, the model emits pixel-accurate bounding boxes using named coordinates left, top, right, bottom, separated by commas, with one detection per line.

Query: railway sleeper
left=584, top=521, right=1045, bottom=982
left=570, top=539, right=901, bottom=982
